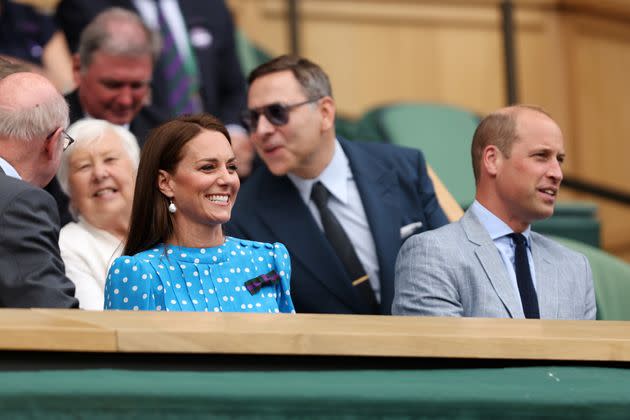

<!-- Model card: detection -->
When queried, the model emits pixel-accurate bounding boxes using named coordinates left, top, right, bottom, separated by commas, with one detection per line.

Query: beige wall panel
left=297, top=2, right=509, bottom=117
left=516, top=11, right=574, bottom=171
left=567, top=15, right=630, bottom=193
left=228, top=0, right=290, bottom=55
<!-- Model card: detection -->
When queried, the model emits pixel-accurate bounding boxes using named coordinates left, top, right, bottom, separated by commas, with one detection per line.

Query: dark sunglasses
left=242, top=98, right=321, bottom=131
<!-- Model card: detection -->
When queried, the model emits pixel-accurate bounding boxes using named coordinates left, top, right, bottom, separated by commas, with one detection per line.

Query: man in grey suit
left=0, top=70, right=79, bottom=308
left=393, top=105, right=596, bottom=319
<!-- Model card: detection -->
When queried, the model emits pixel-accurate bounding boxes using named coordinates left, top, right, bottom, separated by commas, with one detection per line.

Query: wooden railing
left=3, top=309, right=630, bottom=362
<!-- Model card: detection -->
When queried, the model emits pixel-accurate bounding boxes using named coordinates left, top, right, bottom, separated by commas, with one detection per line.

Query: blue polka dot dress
left=104, top=237, right=294, bottom=313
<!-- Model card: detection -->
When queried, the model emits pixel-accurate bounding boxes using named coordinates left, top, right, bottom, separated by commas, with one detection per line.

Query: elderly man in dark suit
left=225, top=55, right=449, bottom=315
left=0, top=69, right=79, bottom=308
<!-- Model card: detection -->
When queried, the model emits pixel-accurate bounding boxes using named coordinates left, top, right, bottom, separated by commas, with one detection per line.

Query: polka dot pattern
left=104, top=237, right=295, bottom=313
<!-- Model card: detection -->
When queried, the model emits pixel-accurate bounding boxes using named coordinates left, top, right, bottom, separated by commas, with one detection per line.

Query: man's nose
left=116, top=86, right=134, bottom=106
left=255, top=113, right=275, bottom=136
left=548, top=159, right=563, bottom=182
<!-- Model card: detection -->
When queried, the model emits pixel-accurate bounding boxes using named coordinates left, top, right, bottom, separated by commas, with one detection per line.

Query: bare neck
left=167, top=220, right=225, bottom=249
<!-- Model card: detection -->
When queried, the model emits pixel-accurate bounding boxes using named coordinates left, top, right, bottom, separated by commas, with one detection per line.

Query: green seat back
left=234, top=29, right=272, bottom=79
left=533, top=201, right=600, bottom=248
left=553, top=236, right=630, bottom=320
left=356, top=103, right=480, bottom=207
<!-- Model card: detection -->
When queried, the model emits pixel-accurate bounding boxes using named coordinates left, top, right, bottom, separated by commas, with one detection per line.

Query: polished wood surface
left=0, top=309, right=627, bottom=362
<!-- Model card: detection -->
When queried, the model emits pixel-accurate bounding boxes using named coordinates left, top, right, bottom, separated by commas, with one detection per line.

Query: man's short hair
left=248, top=55, right=332, bottom=100
left=471, top=105, right=551, bottom=183
left=78, top=7, right=161, bottom=70
left=0, top=57, right=29, bottom=80
left=0, top=77, right=69, bottom=143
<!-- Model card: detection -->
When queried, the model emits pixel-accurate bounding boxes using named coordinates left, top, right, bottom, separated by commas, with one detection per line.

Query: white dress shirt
left=287, top=139, right=381, bottom=301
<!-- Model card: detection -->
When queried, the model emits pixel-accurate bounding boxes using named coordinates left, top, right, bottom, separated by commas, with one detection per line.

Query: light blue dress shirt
left=469, top=201, right=538, bottom=302
left=0, top=157, right=21, bottom=179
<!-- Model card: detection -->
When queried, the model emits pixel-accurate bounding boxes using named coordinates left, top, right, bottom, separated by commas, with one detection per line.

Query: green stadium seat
left=553, top=236, right=630, bottom=320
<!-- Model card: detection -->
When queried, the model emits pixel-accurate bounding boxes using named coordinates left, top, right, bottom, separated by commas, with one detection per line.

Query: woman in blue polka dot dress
left=104, top=114, right=294, bottom=313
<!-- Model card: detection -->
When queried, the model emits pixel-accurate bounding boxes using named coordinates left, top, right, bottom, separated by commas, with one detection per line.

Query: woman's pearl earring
left=168, top=200, right=177, bottom=214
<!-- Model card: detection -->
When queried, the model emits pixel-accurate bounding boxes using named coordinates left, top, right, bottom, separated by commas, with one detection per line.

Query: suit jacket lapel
left=255, top=172, right=366, bottom=313
left=64, top=90, right=85, bottom=124
left=461, top=210, right=523, bottom=318
left=341, top=139, right=400, bottom=312
left=531, top=235, right=559, bottom=319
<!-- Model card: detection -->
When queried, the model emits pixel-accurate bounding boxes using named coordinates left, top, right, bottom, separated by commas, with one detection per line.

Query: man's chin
left=106, top=113, right=134, bottom=126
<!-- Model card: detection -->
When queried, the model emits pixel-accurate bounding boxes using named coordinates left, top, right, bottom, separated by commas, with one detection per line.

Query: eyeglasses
left=46, top=128, right=75, bottom=151
left=61, top=129, right=75, bottom=151
left=241, top=98, right=321, bottom=131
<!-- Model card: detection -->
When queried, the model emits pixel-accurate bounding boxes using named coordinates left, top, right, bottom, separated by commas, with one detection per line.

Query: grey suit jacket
left=392, top=209, right=596, bottom=319
left=0, top=170, right=79, bottom=308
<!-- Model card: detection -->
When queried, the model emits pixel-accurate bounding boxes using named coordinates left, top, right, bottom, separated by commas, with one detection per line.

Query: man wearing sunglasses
left=0, top=69, right=79, bottom=308
left=226, top=55, right=449, bottom=315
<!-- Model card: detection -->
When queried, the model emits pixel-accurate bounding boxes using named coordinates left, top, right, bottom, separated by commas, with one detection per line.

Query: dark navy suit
left=225, top=138, right=448, bottom=315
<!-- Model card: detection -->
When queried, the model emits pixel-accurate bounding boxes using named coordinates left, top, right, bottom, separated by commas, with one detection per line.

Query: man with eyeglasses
left=0, top=69, right=79, bottom=308
left=45, top=7, right=165, bottom=226
left=225, top=55, right=449, bottom=315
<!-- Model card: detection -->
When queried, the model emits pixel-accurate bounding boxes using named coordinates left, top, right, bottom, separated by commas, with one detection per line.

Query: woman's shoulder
left=225, top=237, right=288, bottom=253
left=59, top=221, right=88, bottom=241
left=110, top=247, right=165, bottom=269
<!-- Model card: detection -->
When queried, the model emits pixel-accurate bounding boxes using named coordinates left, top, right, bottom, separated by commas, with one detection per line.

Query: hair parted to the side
left=248, top=54, right=332, bottom=100
left=471, top=104, right=551, bottom=183
left=78, top=7, right=161, bottom=70
left=123, top=113, right=231, bottom=256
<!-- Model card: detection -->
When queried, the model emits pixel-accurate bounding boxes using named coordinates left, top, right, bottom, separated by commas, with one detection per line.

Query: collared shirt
left=287, top=139, right=381, bottom=301
left=470, top=200, right=538, bottom=301
left=0, top=157, right=21, bottom=179
left=134, top=0, right=190, bottom=60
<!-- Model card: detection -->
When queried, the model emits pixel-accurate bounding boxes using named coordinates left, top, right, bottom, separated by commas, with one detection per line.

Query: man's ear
left=44, top=128, right=61, bottom=161
left=72, top=54, right=82, bottom=86
left=319, top=96, right=336, bottom=132
left=482, top=145, right=502, bottom=177
left=157, top=169, right=174, bottom=198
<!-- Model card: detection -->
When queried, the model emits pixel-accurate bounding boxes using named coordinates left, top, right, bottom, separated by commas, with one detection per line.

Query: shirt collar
left=470, top=200, right=531, bottom=244
left=0, top=157, right=21, bottom=179
left=287, top=139, right=351, bottom=204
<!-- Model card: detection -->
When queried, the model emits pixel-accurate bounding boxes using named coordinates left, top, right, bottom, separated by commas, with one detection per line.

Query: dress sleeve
left=272, top=243, right=295, bottom=313
left=104, top=256, right=157, bottom=311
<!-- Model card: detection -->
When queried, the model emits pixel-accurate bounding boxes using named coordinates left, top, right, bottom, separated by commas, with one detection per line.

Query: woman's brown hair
left=123, top=114, right=231, bottom=256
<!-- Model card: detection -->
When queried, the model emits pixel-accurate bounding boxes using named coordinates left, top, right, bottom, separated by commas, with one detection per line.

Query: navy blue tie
left=508, top=233, right=540, bottom=319
left=311, top=181, right=378, bottom=313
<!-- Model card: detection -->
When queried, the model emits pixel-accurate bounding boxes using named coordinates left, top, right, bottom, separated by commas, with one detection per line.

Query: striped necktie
left=155, top=2, right=203, bottom=115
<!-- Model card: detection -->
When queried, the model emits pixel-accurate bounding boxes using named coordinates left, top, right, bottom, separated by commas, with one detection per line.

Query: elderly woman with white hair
left=57, top=118, right=140, bottom=310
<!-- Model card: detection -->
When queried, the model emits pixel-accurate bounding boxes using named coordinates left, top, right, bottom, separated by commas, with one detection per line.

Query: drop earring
left=168, top=200, right=177, bottom=214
